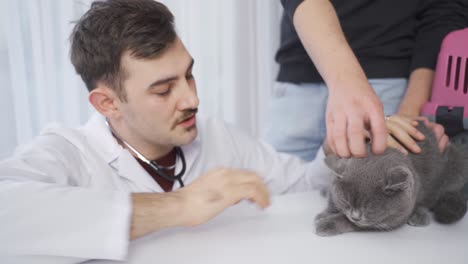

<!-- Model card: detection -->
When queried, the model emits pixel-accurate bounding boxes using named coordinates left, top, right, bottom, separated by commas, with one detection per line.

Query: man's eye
left=186, top=74, right=194, bottom=80
left=155, top=88, right=171, bottom=96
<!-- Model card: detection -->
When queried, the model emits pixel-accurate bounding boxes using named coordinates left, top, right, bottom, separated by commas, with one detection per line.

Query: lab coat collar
left=82, top=112, right=201, bottom=191
left=83, top=113, right=121, bottom=165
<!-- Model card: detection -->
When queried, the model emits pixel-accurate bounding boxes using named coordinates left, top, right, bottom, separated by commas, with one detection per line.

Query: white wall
left=0, top=0, right=282, bottom=159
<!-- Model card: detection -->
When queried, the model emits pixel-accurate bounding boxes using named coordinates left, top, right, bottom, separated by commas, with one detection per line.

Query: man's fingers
left=428, top=122, right=448, bottom=152
left=332, top=114, right=350, bottom=158
left=417, top=118, right=448, bottom=152
left=387, top=136, right=408, bottom=155
left=322, top=138, right=334, bottom=156
left=413, top=116, right=430, bottom=126
left=326, top=118, right=337, bottom=155
left=369, top=110, right=387, bottom=154
left=248, top=183, right=270, bottom=209
left=387, top=121, right=421, bottom=153
left=438, top=135, right=449, bottom=152
left=180, top=168, right=272, bottom=227
left=429, top=122, right=445, bottom=140
left=388, top=115, right=425, bottom=140
left=232, top=182, right=270, bottom=209
left=347, top=116, right=367, bottom=157
left=225, top=169, right=270, bottom=208
left=229, top=169, right=263, bottom=184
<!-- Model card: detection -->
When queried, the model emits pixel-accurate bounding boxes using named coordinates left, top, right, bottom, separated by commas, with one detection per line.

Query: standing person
left=263, top=0, right=467, bottom=160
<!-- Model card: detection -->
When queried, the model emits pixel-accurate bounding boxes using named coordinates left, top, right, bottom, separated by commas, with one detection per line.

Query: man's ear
left=89, top=84, right=121, bottom=119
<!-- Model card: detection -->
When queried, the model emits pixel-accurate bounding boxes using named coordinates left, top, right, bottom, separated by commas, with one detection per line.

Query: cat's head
left=324, top=149, right=417, bottom=229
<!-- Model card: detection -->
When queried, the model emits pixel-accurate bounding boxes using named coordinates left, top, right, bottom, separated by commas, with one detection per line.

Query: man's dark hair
left=70, top=0, right=176, bottom=101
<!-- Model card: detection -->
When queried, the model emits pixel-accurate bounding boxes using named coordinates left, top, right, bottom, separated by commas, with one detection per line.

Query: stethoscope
left=105, top=120, right=186, bottom=187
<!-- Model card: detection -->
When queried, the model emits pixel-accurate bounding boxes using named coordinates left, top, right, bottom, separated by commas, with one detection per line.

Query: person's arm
left=130, top=168, right=270, bottom=240
left=222, top=121, right=331, bottom=194
left=398, top=0, right=468, bottom=117
left=130, top=192, right=185, bottom=239
left=0, top=135, right=269, bottom=261
left=283, top=0, right=387, bottom=158
left=397, top=68, right=434, bottom=117
left=408, top=0, right=468, bottom=79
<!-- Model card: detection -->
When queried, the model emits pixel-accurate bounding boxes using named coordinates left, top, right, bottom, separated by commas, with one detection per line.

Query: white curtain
left=0, top=0, right=282, bottom=159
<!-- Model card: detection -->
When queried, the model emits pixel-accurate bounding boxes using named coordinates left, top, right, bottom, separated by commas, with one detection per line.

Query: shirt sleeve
left=281, top=0, right=305, bottom=20
left=410, top=0, right=468, bottom=72
left=0, top=134, right=132, bottom=262
left=223, top=122, right=332, bottom=195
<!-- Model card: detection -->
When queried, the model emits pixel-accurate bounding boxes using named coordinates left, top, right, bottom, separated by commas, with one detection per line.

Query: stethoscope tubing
left=105, top=119, right=186, bottom=187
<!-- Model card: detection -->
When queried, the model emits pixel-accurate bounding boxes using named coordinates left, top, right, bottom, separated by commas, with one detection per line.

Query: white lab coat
left=0, top=113, right=330, bottom=263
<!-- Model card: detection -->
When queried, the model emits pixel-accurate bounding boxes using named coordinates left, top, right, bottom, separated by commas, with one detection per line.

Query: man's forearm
left=130, top=192, right=186, bottom=240
left=398, top=68, right=434, bottom=116
left=293, top=0, right=367, bottom=91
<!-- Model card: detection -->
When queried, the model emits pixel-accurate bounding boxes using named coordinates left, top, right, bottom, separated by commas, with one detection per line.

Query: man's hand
left=291, top=0, right=387, bottom=158
left=130, top=168, right=270, bottom=240
left=177, top=168, right=270, bottom=227
left=413, top=116, right=449, bottom=152
left=326, top=84, right=387, bottom=158
left=386, top=115, right=424, bottom=155
left=386, top=115, right=449, bottom=154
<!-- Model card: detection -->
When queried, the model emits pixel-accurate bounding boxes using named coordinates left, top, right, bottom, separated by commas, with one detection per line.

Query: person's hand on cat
left=412, top=116, right=449, bottom=152
left=322, top=115, right=449, bottom=156
left=386, top=115, right=449, bottom=154
left=385, top=115, right=424, bottom=155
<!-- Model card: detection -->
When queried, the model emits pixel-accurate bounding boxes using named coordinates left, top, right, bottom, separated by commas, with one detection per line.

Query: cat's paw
left=407, top=207, right=430, bottom=226
left=314, top=211, right=331, bottom=224
left=315, top=217, right=343, bottom=236
left=433, top=192, right=467, bottom=224
left=315, top=212, right=357, bottom=236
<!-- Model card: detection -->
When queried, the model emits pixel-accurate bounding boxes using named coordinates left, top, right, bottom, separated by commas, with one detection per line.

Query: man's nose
left=178, top=80, right=199, bottom=110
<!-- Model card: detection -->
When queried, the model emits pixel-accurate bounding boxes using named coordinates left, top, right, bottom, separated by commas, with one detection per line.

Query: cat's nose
left=349, top=210, right=361, bottom=221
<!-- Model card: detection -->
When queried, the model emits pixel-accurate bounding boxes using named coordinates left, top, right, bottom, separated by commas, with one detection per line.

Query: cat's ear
left=324, top=155, right=347, bottom=178
left=383, top=166, right=413, bottom=195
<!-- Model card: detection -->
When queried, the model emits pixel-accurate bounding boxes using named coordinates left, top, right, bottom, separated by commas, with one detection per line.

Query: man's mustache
left=173, top=108, right=198, bottom=128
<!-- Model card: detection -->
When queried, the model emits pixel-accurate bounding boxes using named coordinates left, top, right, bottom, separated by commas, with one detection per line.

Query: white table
left=92, top=191, right=468, bottom=264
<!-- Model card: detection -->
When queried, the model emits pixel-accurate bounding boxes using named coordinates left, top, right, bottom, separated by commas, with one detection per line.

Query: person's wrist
left=396, top=109, right=419, bottom=118
left=174, top=188, right=202, bottom=227
left=168, top=190, right=190, bottom=227
left=132, top=192, right=187, bottom=234
left=397, top=98, right=426, bottom=117
left=325, top=64, right=369, bottom=93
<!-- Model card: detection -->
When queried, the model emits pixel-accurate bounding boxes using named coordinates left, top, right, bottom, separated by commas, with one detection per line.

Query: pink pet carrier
left=421, top=28, right=468, bottom=137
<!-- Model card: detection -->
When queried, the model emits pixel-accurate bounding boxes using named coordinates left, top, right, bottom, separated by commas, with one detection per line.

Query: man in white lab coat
left=0, top=0, right=446, bottom=263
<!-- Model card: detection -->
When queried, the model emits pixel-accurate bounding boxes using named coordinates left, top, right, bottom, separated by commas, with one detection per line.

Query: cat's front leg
left=407, top=207, right=430, bottom=226
left=314, top=207, right=340, bottom=224
left=315, top=197, right=341, bottom=224
left=315, top=212, right=359, bottom=236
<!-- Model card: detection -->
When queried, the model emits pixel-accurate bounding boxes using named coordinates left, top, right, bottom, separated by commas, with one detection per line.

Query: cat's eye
left=383, top=188, right=399, bottom=196
left=338, top=198, right=351, bottom=209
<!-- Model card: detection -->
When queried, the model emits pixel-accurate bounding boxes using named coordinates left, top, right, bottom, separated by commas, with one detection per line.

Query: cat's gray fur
left=315, top=122, right=468, bottom=236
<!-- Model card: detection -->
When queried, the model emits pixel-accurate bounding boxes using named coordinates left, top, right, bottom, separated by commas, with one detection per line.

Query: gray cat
left=315, top=122, right=468, bottom=236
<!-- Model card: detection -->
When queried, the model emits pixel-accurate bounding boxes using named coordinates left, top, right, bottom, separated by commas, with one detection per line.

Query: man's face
left=115, top=38, right=199, bottom=154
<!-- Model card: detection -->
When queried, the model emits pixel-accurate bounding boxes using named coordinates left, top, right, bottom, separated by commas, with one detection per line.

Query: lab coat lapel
left=84, top=113, right=162, bottom=192
left=114, top=150, right=162, bottom=192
